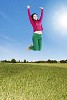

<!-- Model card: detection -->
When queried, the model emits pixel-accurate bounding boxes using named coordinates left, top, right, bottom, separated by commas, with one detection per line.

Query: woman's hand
left=27, top=5, right=30, bottom=9
left=40, top=7, right=43, bottom=9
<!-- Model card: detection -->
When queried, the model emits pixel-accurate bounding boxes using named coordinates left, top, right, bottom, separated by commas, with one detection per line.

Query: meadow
left=0, top=63, right=67, bottom=100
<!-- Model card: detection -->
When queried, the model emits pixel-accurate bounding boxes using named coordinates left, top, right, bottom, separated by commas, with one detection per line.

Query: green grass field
left=0, top=63, right=67, bottom=100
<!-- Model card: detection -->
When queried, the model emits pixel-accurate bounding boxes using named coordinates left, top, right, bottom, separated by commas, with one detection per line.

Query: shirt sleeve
left=39, top=9, right=44, bottom=22
left=27, top=8, right=33, bottom=25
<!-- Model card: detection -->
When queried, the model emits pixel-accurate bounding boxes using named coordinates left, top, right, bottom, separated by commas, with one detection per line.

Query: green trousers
left=29, top=33, right=42, bottom=51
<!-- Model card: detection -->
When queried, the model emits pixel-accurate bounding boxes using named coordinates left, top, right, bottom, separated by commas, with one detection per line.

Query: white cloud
left=0, top=11, right=12, bottom=22
left=0, top=45, right=9, bottom=53
left=0, top=33, right=15, bottom=42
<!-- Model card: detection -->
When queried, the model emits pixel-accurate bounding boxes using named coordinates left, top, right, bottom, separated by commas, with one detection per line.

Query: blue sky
left=0, top=0, right=67, bottom=61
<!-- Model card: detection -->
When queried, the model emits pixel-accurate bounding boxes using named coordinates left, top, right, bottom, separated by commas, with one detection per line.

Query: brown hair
left=31, top=13, right=38, bottom=20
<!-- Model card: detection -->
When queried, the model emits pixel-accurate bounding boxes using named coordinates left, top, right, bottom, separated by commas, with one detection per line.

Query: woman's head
left=31, top=13, right=38, bottom=20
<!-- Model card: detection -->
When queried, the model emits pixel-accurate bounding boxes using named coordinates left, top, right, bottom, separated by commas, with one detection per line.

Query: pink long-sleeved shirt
left=27, top=8, right=44, bottom=32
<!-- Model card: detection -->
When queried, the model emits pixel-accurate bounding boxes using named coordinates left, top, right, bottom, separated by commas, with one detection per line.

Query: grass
left=0, top=63, right=67, bottom=100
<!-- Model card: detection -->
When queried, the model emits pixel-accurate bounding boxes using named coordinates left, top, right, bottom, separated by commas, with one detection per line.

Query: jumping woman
left=27, top=5, right=44, bottom=51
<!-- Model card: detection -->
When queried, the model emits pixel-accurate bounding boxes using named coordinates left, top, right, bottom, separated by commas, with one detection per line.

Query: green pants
left=29, top=33, right=42, bottom=51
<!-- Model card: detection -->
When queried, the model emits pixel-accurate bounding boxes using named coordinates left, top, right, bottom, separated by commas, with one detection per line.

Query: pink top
left=27, top=8, right=44, bottom=32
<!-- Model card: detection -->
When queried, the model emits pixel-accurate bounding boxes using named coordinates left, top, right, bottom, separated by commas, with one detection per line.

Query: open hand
left=27, top=5, right=30, bottom=9
left=40, top=7, right=43, bottom=9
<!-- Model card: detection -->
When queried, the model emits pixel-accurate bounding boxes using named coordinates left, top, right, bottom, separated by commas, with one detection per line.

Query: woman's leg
left=38, top=35, right=42, bottom=51
left=29, top=34, right=39, bottom=51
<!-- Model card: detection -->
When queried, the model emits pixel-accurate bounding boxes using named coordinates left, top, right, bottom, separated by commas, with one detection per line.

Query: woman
left=27, top=5, right=44, bottom=51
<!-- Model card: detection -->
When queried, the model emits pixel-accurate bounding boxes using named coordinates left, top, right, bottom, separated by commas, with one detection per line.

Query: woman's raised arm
left=27, top=5, right=33, bottom=24
left=39, top=7, right=44, bottom=22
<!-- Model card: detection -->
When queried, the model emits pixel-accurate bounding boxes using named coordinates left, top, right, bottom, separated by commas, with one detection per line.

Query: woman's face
left=33, top=14, right=38, bottom=20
